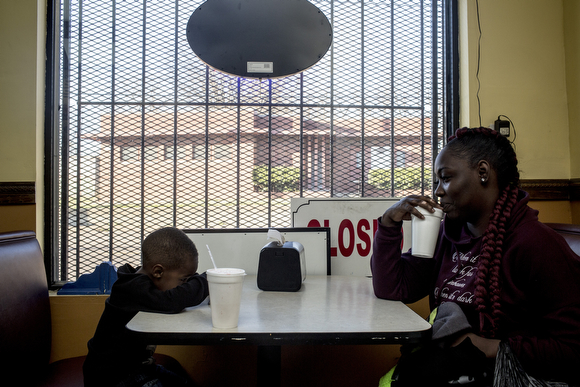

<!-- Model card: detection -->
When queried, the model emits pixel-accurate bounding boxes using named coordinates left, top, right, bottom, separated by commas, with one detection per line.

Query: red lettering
left=307, top=218, right=378, bottom=258
left=307, top=219, right=321, bottom=227
left=338, top=219, right=355, bottom=257
left=356, top=219, right=371, bottom=256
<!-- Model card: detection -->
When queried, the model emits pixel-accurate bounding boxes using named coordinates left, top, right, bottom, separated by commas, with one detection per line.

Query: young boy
left=83, top=227, right=209, bottom=387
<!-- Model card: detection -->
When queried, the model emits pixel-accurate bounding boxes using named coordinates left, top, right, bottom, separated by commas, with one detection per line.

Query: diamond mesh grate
left=57, top=0, right=445, bottom=281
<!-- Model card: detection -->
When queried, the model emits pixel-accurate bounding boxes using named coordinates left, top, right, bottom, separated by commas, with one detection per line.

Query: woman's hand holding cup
left=380, top=195, right=442, bottom=227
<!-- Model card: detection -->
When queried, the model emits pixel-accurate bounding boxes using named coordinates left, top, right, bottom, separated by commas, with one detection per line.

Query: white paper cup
left=411, top=207, right=444, bottom=258
left=206, top=268, right=246, bottom=329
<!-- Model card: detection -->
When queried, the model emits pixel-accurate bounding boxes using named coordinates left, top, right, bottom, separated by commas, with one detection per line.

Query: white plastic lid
left=206, top=268, right=246, bottom=276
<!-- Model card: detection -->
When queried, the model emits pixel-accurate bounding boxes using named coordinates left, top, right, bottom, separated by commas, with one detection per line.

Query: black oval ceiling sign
left=186, top=0, right=333, bottom=79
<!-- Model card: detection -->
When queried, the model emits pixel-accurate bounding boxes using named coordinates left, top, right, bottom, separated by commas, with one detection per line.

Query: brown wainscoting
left=0, top=180, right=577, bottom=204
left=521, top=179, right=576, bottom=201
left=0, top=182, right=35, bottom=205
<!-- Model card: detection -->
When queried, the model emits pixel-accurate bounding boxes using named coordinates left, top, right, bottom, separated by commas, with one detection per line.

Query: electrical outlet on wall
left=494, top=119, right=510, bottom=136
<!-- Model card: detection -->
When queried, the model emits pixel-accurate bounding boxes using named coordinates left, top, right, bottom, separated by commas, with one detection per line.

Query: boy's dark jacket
left=83, top=264, right=208, bottom=386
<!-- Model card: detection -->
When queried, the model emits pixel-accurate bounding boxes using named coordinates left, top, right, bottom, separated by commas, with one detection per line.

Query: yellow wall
left=460, top=0, right=571, bottom=180
left=0, top=0, right=38, bottom=182
left=573, top=202, right=580, bottom=224
left=564, top=0, right=580, bottom=179
left=0, top=205, right=36, bottom=233
left=459, top=0, right=580, bottom=221
left=529, top=201, right=572, bottom=224
left=49, top=295, right=108, bottom=361
left=0, top=0, right=45, bottom=239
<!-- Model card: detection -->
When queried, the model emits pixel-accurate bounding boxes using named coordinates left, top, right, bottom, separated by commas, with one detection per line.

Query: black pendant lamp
left=186, top=0, right=333, bottom=79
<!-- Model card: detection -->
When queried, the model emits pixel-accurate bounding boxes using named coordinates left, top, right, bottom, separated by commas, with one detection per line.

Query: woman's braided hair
left=446, top=127, right=520, bottom=337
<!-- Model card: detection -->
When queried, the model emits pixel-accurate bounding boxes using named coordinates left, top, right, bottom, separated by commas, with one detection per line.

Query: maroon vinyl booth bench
left=1, top=224, right=579, bottom=385
left=0, top=231, right=189, bottom=386
left=544, top=222, right=580, bottom=256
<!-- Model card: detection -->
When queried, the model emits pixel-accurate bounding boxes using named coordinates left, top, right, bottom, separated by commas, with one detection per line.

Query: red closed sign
left=291, top=198, right=411, bottom=276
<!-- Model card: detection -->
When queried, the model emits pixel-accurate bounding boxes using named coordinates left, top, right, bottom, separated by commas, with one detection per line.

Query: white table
left=126, top=275, right=432, bottom=386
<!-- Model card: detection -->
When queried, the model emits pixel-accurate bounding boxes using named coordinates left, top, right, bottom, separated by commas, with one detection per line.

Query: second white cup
left=411, top=207, right=444, bottom=258
left=206, top=268, right=246, bottom=329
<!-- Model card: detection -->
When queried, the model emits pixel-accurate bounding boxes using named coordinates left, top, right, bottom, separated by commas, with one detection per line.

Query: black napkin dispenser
left=257, top=241, right=306, bottom=292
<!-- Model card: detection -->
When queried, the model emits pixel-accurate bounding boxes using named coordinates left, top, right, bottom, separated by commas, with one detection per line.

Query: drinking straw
left=206, top=244, right=218, bottom=270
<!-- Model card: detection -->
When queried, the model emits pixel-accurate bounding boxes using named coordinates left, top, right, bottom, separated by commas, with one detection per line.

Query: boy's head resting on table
left=138, top=227, right=199, bottom=292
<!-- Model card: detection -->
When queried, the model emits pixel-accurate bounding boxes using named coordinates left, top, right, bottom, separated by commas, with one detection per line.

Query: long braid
left=447, top=127, right=520, bottom=337
left=474, top=190, right=502, bottom=329
left=475, top=185, right=518, bottom=336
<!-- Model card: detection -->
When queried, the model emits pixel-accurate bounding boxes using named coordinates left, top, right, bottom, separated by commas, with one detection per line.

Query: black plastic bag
left=392, top=337, right=493, bottom=387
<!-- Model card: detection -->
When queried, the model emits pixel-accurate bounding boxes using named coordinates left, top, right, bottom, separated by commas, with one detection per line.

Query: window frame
left=43, top=0, right=459, bottom=287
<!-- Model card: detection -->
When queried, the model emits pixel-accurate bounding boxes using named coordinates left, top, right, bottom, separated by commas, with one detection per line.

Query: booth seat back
left=0, top=230, right=53, bottom=383
left=545, top=222, right=580, bottom=256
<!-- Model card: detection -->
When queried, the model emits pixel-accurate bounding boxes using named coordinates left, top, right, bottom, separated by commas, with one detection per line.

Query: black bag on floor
left=392, top=337, right=493, bottom=387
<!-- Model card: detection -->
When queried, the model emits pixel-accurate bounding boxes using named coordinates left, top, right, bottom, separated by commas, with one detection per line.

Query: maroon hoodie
left=371, top=190, right=580, bottom=383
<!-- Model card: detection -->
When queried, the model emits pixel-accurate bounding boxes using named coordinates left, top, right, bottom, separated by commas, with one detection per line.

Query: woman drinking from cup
left=371, top=127, right=580, bottom=386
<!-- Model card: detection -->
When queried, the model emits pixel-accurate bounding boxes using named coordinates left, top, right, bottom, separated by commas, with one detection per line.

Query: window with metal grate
left=49, top=0, right=455, bottom=282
